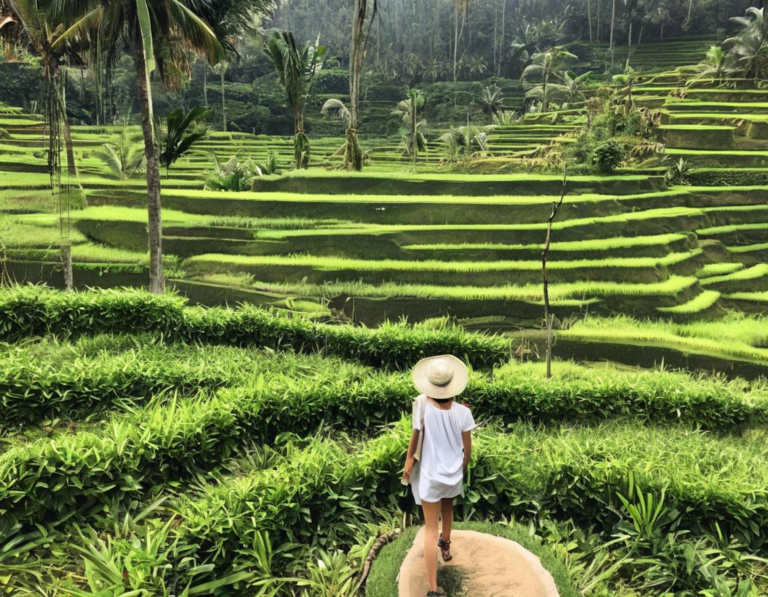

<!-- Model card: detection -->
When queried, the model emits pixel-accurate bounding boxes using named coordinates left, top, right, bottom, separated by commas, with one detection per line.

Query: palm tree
left=556, top=71, right=591, bottom=107
left=52, top=0, right=257, bottom=294
left=159, top=106, right=212, bottom=177
left=612, top=66, right=638, bottom=112
left=393, top=89, right=427, bottom=167
left=0, top=1, right=80, bottom=178
left=693, top=45, right=733, bottom=83
left=477, top=84, right=504, bottom=116
left=726, top=8, right=768, bottom=79
left=347, top=0, right=377, bottom=171
left=264, top=30, right=325, bottom=169
left=1, top=0, right=86, bottom=290
left=521, top=46, right=578, bottom=113
left=95, top=126, right=145, bottom=180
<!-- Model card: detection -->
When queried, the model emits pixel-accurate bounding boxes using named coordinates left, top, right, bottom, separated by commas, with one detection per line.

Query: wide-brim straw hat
left=412, top=354, right=469, bottom=399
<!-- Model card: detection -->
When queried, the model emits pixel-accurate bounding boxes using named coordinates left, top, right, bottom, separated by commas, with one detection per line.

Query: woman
left=402, top=354, right=476, bottom=597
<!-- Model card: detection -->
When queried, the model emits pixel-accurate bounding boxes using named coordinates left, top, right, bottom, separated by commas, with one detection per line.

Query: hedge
left=2, top=336, right=765, bottom=430
left=0, top=286, right=510, bottom=370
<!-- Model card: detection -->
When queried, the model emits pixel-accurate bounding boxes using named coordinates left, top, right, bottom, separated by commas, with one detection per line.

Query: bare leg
left=422, top=500, right=440, bottom=593
left=440, top=498, right=454, bottom=541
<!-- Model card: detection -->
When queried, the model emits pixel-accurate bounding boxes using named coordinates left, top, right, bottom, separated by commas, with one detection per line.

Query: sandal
left=427, top=592, right=447, bottom=597
left=438, top=533, right=453, bottom=562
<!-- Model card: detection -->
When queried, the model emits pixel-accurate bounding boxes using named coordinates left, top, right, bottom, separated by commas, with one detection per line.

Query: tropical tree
left=556, top=71, right=591, bottom=106
left=725, top=7, right=768, bottom=79
left=51, top=1, right=222, bottom=294
left=264, top=30, right=325, bottom=169
left=0, top=0, right=87, bottom=290
left=159, top=106, right=212, bottom=176
left=693, top=45, right=733, bottom=82
left=439, top=125, right=490, bottom=162
left=0, top=0, right=79, bottom=177
left=612, top=66, right=638, bottom=112
left=392, top=89, right=427, bottom=166
left=521, top=46, right=578, bottom=112
left=492, top=110, right=520, bottom=126
left=347, top=0, right=377, bottom=170
left=96, top=127, right=145, bottom=180
left=477, top=84, right=504, bottom=116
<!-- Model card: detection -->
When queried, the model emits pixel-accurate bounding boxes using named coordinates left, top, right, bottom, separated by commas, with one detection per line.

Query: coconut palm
left=521, top=46, right=577, bottom=112
left=392, top=89, right=427, bottom=166
left=51, top=0, right=254, bottom=294
left=726, top=8, right=768, bottom=79
left=264, top=30, right=325, bottom=169
left=1, top=0, right=88, bottom=291
left=346, top=0, right=377, bottom=171
left=0, top=1, right=81, bottom=177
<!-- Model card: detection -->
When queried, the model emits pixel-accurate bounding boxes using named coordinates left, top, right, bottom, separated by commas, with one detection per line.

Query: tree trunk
left=136, top=54, right=164, bottom=294
left=453, top=1, right=459, bottom=81
left=587, top=0, right=593, bottom=42
left=498, top=0, right=506, bottom=76
left=203, top=62, right=208, bottom=108
left=597, top=0, right=601, bottom=42
left=60, top=243, right=73, bottom=292
left=220, top=62, right=227, bottom=132
left=610, top=0, right=616, bottom=49
left=53, top=64, right=78, bottom=177
left=685, top=0, right=694, bottom=28
left=542, top=60, right=550, bottom=113
left=348, top=0, right=373, bottom=171
left=541, top=166, right=568, bottom=380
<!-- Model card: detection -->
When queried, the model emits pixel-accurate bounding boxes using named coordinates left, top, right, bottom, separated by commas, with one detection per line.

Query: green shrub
left=174, top=422, right=768, bottom=577
left=590, top=139, right=627, bottom=173
left=0, top=286, right=510, bottom=370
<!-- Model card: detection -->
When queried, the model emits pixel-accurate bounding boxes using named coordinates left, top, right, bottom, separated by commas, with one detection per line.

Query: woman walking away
left=402, top=355, right=477, bottom=597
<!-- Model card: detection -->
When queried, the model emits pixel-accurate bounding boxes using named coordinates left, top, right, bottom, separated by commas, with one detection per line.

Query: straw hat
left=412, top=355, right=468, bottom=399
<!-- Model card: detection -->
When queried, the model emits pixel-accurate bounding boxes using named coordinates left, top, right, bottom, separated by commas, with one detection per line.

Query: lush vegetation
left=2, top=0, right=768, bottom=595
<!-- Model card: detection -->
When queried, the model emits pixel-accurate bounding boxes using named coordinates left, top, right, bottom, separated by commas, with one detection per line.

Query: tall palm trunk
left=587, top=0, right=593, bottom=42
left=609, top=0, right=616, bottom=62
left=541, top=59, right=550, bottom=113
left=220, top=62, right=226, bottom=132
left=348, top=0, right=375, bottom=171
left=136, top=53, right=164, bottom=294
left=203, top=62, right=208, bottom=108
left=497, top=0, right=506, bottom=76
left=59, top=78, right=77, bottom=177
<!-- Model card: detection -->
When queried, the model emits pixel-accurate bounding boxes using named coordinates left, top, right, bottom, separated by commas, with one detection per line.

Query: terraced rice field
left=2, top=48, right=768, bottom=375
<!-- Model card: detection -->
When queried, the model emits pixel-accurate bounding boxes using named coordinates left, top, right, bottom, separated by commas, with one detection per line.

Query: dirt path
left=397, top=528, right=560, bottom=597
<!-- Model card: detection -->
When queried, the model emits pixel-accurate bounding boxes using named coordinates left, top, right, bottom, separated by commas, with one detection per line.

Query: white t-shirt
left=411, top=395, right=477, bottom=504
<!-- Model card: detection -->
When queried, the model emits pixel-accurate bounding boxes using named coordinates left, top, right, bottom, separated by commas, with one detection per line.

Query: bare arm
left=462, top=431, right=472, bottom=469
left=402, top=429, right=420, bottom=482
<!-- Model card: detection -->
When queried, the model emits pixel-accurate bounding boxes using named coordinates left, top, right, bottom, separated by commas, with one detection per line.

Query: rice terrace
left=3, top=0, right=768, bottom=595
